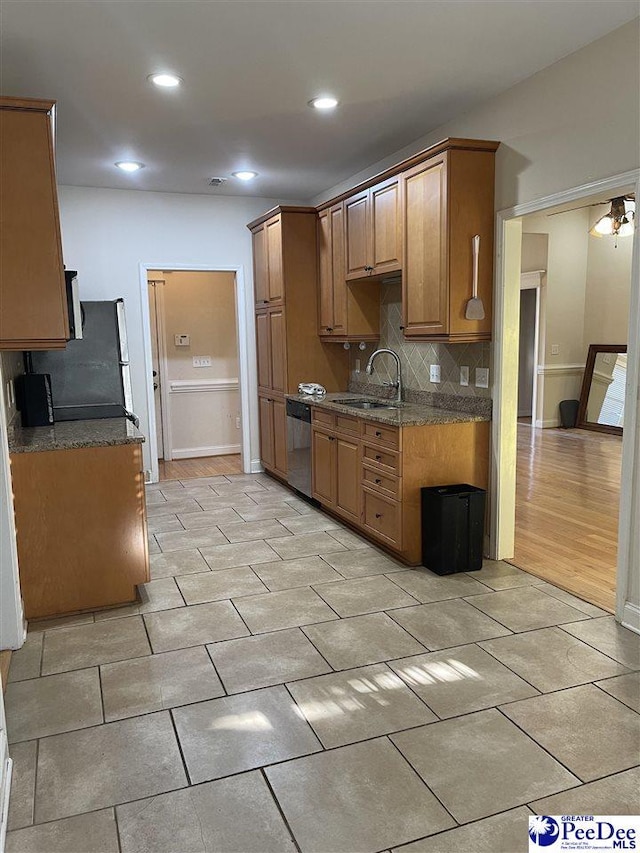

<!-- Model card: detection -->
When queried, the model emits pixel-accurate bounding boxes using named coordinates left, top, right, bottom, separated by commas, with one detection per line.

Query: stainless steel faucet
left=365, top=348, right=403, bottom=403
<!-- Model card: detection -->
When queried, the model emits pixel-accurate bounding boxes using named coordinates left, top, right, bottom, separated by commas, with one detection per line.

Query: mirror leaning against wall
left=577, top=344, right=627, bottom=435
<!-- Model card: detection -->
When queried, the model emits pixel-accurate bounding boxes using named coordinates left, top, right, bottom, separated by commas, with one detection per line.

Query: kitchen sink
left=331, top=399, right=404, bottom=410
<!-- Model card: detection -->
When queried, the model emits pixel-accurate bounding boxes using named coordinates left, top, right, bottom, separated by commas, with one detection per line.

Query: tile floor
left=4, top=472, right=640, bottom=853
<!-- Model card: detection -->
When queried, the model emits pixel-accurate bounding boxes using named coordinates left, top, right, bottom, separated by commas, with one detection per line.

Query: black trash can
left=559, top=399, right=580, bottom=429
left=421, top=484, right=486, bottom=575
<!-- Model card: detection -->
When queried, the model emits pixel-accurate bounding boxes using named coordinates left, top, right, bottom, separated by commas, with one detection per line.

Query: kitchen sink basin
left=331, top=399, right=404, bottom=410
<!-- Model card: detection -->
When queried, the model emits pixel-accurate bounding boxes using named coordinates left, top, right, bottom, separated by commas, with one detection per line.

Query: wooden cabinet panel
left=0, top=98, right=69, bottom=350
left=269, top=308, right=286, bottom=393
left=362, top=442, right=400, bottom=474
left=362, top=421, right=400, bottom=450
left=272, top=398, right=288, bottom=477
left=256, top=310, right=271, bottom=391
left=312, top=408, right=335, bottom=429
left=11, top=443, right=148, bottom=619
left=335, top=436, right=360, bottom=522
left=259, top=395, right=275, bottom=470
left=318, top=209, right=334, bottom=333
left=362, top=465, right=400, bottom=499
left=266, top=216, right=283, bottom=303
left=312, top=429, right=334, bottom=505
left=345, top=191, right=370, bottom=280
left=402, top=156, right=448, bottom=337
left=253, top=224, right=269, bottom=306
left=370, top=177, right=402, bottom=275
left=330, top=204, right=347, bottom=332
left=363, top=488, right=402, bottom=549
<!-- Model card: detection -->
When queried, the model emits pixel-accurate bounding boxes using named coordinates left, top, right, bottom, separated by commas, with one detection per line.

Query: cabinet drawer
left=362, top=465, right=400, bottom=499
left=335, top=414, right=359, bottom=436
left=362, top=488, right=402, bottom=548
left=312, top=408, right=335, bottom=428
left=362, top=442, right=400, bottom=475
left=362, top=421, right=400, bottom=450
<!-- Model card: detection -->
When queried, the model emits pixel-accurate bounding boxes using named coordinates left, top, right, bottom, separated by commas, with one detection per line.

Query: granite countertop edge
left=8, top=418, right=145, bottom=454
left=286, top=393, right=491, bottom=426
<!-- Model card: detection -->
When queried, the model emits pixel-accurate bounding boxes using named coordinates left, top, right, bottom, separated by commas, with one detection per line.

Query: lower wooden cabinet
left=259, top=394, right=287, bottom=478
left=10, top=442, right=149, bottom=619
left=312, top=417, right=360, bottom=525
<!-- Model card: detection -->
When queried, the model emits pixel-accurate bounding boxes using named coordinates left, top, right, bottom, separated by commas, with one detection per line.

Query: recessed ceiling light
left=148, top=73, right=182, bottom=88
left=115, top=161, right=145, bottom=172
left=232, top=170, right=258, bottom=181
left=309, top=95, right=339, bottom=110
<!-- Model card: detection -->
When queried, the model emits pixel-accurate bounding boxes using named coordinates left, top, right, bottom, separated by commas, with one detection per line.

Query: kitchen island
left=9, top=418, right=149, bottom=619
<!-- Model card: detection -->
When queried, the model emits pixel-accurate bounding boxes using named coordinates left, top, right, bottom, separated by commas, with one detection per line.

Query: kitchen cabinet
left=258, top=394, right=287, bottom=478
left=344, top=176, right=402, bottom=281
left=311, top=411, right=360, bottom=524
left=10, top=439, right=149, bottom=619
left=0, top=96, right=69, bottom=350
left=317, top=203, right=380, bottom=342
left=252, top=214, right=283, bottom=307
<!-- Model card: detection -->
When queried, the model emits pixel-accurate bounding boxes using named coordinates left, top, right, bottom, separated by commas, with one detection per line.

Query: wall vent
left=208, top=177, right=227, bottom=187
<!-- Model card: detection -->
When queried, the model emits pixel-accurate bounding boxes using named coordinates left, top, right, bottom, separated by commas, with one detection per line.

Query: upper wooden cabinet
left=252, top=214, right=283, bottom=306
left=344, top=176, right=402, bottom=281
left=0, top=97, right=69, bottom=350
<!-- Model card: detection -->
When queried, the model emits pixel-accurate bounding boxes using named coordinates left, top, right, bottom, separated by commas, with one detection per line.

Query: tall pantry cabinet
left=249, top=207, right=349, bottom=479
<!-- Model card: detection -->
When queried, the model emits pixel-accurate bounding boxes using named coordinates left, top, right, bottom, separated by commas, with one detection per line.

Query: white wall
left=58, top=188, right=287, bottom=474
left=584, top=228, right=634, bottom=346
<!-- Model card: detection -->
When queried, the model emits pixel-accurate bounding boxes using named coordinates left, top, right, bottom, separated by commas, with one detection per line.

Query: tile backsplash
left=348, top=281, right=491, bottom=398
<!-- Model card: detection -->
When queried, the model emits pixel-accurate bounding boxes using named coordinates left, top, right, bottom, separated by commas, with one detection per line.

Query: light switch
left=475, top=367, right=489, bottom=389
left=192, top=356, right=212, bottom=368
left=460, top=366, right=469, bottom=387
left=175, top=334, right=190, bottom=347
left=429, top=364, right=441, bottom=383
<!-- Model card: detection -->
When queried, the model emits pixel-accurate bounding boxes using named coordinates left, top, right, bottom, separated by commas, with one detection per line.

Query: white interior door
left=148, top=282, right=165, bottom=459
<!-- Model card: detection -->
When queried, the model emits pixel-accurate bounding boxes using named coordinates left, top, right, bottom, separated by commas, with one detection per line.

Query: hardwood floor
left=158, top=455, right=243, bottom=480
left=511, top=424, right=621, bottom=612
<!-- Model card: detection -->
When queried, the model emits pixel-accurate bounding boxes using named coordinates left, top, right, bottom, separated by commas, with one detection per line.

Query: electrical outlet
left=460, top=366, right=469, bottom=387
left=475, top=367, right=489, bottom=389
left=192, top=356, right=212, bottom=368
left=429, top=364, right=441, bottom=383
left=175, top=334, right=190, bottom=347
left=551, top=344, right=560, bottom=355
left=235, top=416, right=241, bottom=429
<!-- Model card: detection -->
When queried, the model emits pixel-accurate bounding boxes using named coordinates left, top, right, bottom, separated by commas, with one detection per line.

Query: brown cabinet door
left=272, top=398, right=288, bottom=477
left=259, top=396, right=275, bottom=470
left=255, top=310, right=271, bottom=391
left=266, top=215, right=283, bottom=303
left=402, top=155, right=449, bottom=337
left=317, top=209, right=334, bottom=334
left=370, top=177, right=402, bottom=276
left=344, top=190, right=370, bottom=280
left=312, top=429, right=335, bottom=505
left=252, top=224, right=269, bottom=306
left=269, top=308, right=286, bottom=393
left=330, top=203, right=347, bottom=333
left=335, top=435, right=360, bottom=522
left=0, top=100, right=69, bottom=350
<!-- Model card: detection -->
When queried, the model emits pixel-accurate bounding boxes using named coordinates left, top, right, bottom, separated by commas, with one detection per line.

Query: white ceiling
left=2, top=1, right=638, bottom=201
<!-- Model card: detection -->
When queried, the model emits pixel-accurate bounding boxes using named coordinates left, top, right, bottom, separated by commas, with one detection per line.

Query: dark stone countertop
left=8, top=418, right=145, bottom=454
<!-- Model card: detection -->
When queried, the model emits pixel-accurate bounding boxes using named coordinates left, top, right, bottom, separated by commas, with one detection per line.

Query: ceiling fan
left=548, top=195, right=635, bottom=244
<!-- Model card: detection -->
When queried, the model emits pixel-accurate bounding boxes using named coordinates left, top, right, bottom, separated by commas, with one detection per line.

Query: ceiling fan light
left=589, top=197, right=635, bottom=238
left=590, top=215, right=614, bottom=237
left=618, top=220, right=635, bottom=238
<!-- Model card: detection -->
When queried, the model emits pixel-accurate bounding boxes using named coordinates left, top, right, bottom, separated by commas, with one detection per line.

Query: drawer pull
left=375, top=454, right=382, bottom=461
left=375, top=478, right=382, bottom=485
left=375, top=512, right=383, bottom=519
left=375, top=430, right=382, bottom=437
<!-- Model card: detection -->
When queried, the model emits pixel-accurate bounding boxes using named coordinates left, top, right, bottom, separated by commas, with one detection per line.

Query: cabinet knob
left=375, top=478, right=382, bottom=485
left=364, top=265, right=373, bottom=273
left=375, top=431, right=382, bottom=437
left=327, top=327, right=333, bottom=332
left=375, top=512, right=382, bottom=519
left=399, top=325, right=405, bottom=331
left=375, top=455, right=382, bottom=461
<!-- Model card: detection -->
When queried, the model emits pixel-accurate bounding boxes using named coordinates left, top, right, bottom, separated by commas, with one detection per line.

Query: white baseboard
left=535, top=418, right=561, bottom=428
left=171, top=444, right=241, bottom=459
left=620, top=601, right=640, bottom=634
left=250, top=458, right=264, bottom=474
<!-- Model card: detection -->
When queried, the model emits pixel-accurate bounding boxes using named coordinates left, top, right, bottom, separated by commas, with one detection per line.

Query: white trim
left=138, top=263, right=253, bottom=480
left=250, top=458, right=264, bottom=474
left=535, top=418, right=561, bottom=429
left=520, top=270, right=546, bottom=289
left=172, top=444, right=241, bottom=459
left=168, top=379, right=239, bottom=394
left=621, top=602, right=640, bottom=635
left=154, top=281, right=173, bottom=463
left=536, top=363, right=584, bottom=376
left=493, top=168, right=640, bottom=629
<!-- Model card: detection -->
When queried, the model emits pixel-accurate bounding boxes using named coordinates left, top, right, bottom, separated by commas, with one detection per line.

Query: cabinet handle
left=375, top=512, right=383, bottom=519
left=399, top=325, right=405, bottom=331
left=375, top=430, right=382, bottom=437
left=327, top=327, right=333, bottom=332
left=375, top=454, right=382, bottom=461
left=364, top=265, right=373, bottom=273
left=375, top=478, right=382, bottom=485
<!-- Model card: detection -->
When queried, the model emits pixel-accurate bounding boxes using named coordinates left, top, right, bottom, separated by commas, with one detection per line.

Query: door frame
left=147, top=277, right=171, bottom=461
left=491, top=168, right=640, bottom=631
left=138, top=263, right=251, bottom=482
left=518, top=271, right=544, bottom=423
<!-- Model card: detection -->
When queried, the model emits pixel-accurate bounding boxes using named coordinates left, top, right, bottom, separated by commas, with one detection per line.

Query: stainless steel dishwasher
left=286, top=399, right=312, bottom=498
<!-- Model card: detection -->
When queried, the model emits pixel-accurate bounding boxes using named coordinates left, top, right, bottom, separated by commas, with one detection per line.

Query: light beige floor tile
left=201, top=539, right=280, bottom=570
left=389, top=569, right=491, bottom=603
left=148, top=535, right=161, bottom=555
left=101, top=646, right=224, bottom=721
left=390, top=599, right=511, bottom=650
left=144, top=600, right=249, bottom=652
left=146, top=498, right=204, bottom=518
left=266, top=532, right=347, bottom=560
left=531, top=767, right=640, bottom=816
left=6, top=668, right=102, bottom=742
left=500, top=684, right=640, bottom=782
left=391, top=709, right=578, bottom=823
left=7, top=740, right=36, bottom=831
left=236, top=502, right=302, bottom=522
left=176, top=508, right=242, bottom=529
left=561, top=616, right=640, bottom=669
left=7, top=633, right=42, bottom=683
left=249, top=490, right=305, bottom=507
left=177, top=566, right=267, bottom=604
left=314, top=575, right=419, bottom=617
left=146, top=490, right=167, bottom=506
left=479, top=627, right=629, bottom=691
left=535, top=582, right=608, bottom=617
left=595, top=671, right=640, bottom=712
left=465, top=560, right=543, bottom=590
left=252, top=556, right=343, bottom=591
left=116, top=771, right=296, bottom=853
left=219, top=518, right=291, bottom=543
left=196, top=493, right=259, bottom=510
left=465, top=587, right=589, bottom=632
left=392, top=806, right=532, bottom=853
left=322, top=548, right=405, bottom=578
left=27, top=612, right=94, bottom=633
left=6, top=809, right=119, bottom=853
left=233, top=587, right=339, bottom=633
left=155, top=527, right=227, bottom=553
left=208, top=627, right=331, bottom=693
left=302, top=612, right=426, bottom=670
left=150, top=548, right=210, bottom=579
left=35, top=712, right=187, bottom=822
left=212, top=481, right=269, bottom=496
left=41, top=617, right=150, bottom=675
left=327, top=528, right=371, bottom=549
left=390, top=644, right=538, bottom=719
left=146, top=515, right=183, bottom=534
left=289, top=662, right=436, bottom=748
left=266, top=738, right=454, bottom=852
left=94, top=577, right=185, bottom=621
left=173, top=685, right=321, bottom=783
left=278, top=514, right=340, bottom=535
left=180, top=476, right=230, bottom=489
